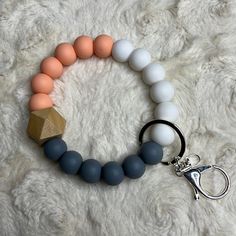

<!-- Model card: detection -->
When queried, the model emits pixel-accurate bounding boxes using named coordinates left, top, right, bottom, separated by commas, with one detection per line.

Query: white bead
left=129, top=48, right=151, bottom=71
left=150, top=80, right=174, bottom=103
left=142, top=63, right=165, bottom=85
left=154, top=102, right=179, bottom=122
left=112, top=39, right=134, bottom=62
left=151, top=124, right=175, bottom=146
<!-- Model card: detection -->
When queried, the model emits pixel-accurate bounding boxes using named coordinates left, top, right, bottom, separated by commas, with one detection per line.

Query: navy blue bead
left=59, top=151, right=82, bottom=175
left=122, top=155, right=145, bottom=179
left=79, top=159, right=101, bottom=183
left=102, top=161, right=124, bottom=186
left=44, top=138, right=67, bottom=161
left=139, top=141, right=163, bottom=165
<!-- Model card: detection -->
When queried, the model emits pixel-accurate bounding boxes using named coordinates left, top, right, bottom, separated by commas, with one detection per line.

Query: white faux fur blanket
left=0, top=0, right=236, bottom=235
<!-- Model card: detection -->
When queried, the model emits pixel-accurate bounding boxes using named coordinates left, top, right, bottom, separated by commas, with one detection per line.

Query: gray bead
left=59, top=151, right=82, bottom=175
left=79, top=159, right=101, bottom=183
left=139, top=141, right=163, bottom=165
left=44, top=138, right=67, bottom=161
left=102, top=161, right=124, bottom=186
left=122, top=155, right=145, bottom=179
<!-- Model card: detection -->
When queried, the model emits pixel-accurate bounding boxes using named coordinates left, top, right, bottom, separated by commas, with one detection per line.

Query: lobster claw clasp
left=138, top=119, right=231, bottom=200
left=183, top=165, right=230, bottom=200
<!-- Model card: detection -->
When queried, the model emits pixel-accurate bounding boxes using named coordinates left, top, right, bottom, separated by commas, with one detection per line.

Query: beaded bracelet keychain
left=27, top=34, right=230, bottom=200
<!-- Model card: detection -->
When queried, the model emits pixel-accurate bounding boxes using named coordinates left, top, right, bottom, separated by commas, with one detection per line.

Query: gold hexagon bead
left=27, top=107, right=66, bottom=145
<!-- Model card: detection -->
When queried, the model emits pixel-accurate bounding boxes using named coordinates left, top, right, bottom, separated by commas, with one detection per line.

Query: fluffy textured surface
left=0, top=0, right=236, bottom=235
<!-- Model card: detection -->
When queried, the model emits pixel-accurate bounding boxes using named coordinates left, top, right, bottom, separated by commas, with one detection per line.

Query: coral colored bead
left=29, top=93, right=53, bottom=111
left=40, top=57, right=63, bottom=79
left=55, top=43, right=77, bottom=66
left=74, top=35, right=93, bottom=59
left=94, top=34, right=113, bottom=58
left=31, top=73, right=54, bottom=94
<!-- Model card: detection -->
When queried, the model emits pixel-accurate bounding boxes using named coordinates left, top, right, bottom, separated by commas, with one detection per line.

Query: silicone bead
left=31, top=73, right=54, bottom=94
left=55, top=43, right=77, bottom=66
left=142, top=63, right=165, bottom=85
left=29, top=93, right=53, bottom=111
left=154, top=102, right=179, bottom=122
left=128, top=48, right=151, bottom=71
left=151, top=124, right=175, bottom=146
left=139, top=141, right=163, bottom=165
left=40, top=57, right=63, bottom=79
left=79, top=159, right=101, bottom=183
left=150, top=80, right=174, bottom=103
left=94, top=34, right=113, bottom=58
left=74, top=35, right=93, bottom=59
left=102, top=161, right=124, bottom=186
left=59, top=151, right=83, bottom=175
left=122, top=155, right=145, bottom=179
left=112, top=39, right=134, bottom=62
left=44, top=138, right=67, bottom=161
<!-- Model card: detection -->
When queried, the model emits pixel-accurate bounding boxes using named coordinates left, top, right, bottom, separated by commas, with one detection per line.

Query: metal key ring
left=138, top=119, right=231, bottom=200
left=138, top=119, right=186, bottom=164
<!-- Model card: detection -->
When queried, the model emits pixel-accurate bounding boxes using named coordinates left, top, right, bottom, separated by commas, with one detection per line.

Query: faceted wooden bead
left=27, top=107, right=66, bottom=145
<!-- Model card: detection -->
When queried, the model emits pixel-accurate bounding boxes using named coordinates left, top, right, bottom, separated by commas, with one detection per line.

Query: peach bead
left=94, top=34, right=113, bottom=58
left=55, top=43, right=77, bottom=66
left=31, top=73, right=54, bottom=94
left=40, top=57, right=63, bottom=79
left=74, top=35, right=93, bottom=59
left=29, top=93, right=53, bottom=111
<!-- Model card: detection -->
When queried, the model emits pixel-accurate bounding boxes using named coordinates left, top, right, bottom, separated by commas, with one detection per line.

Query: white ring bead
left=150, top=80, right=174, bottom=103
left=154, top=102, right=179, bottom=122
left=112, top=39, right=134, bottom=62
left=142, top=63, right=165, bottom=85
left=129, top=48, right=151, bottom=71
left=151, top=124, right=175, bottom=146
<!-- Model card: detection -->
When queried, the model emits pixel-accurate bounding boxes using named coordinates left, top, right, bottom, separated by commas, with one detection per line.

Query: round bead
left=79, top=159, right=101, bottom=183
left=59, top=151, right=83, bottom=175
left=44, top=138, right=67, bottom=161
left=102, top=161, right=124, bottom=186
left=150, top=80, right=175, bottom=103
left=112, top=39, right=134, bottom=62
left=139, top=141, right=163, bottom=165
left=40, top=57, right=63, bottom=79
left=55, top=43, right=77, bottom=66
left=94, top=34, right=113, bottom=58
left=128, top=48, right=151, bottom=71
left=29, top=93, right=53, bottom=111
left=154, top=102, right=179, bottom=122
left=151, top=124, right=175, bottom=146
left=122, top=155, right=145, bottom=179
left=142, top=63, right=165, bottom=85
left=31, top=73, right=54, bottom=94
left=74, top=35, right=93, bottom=59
